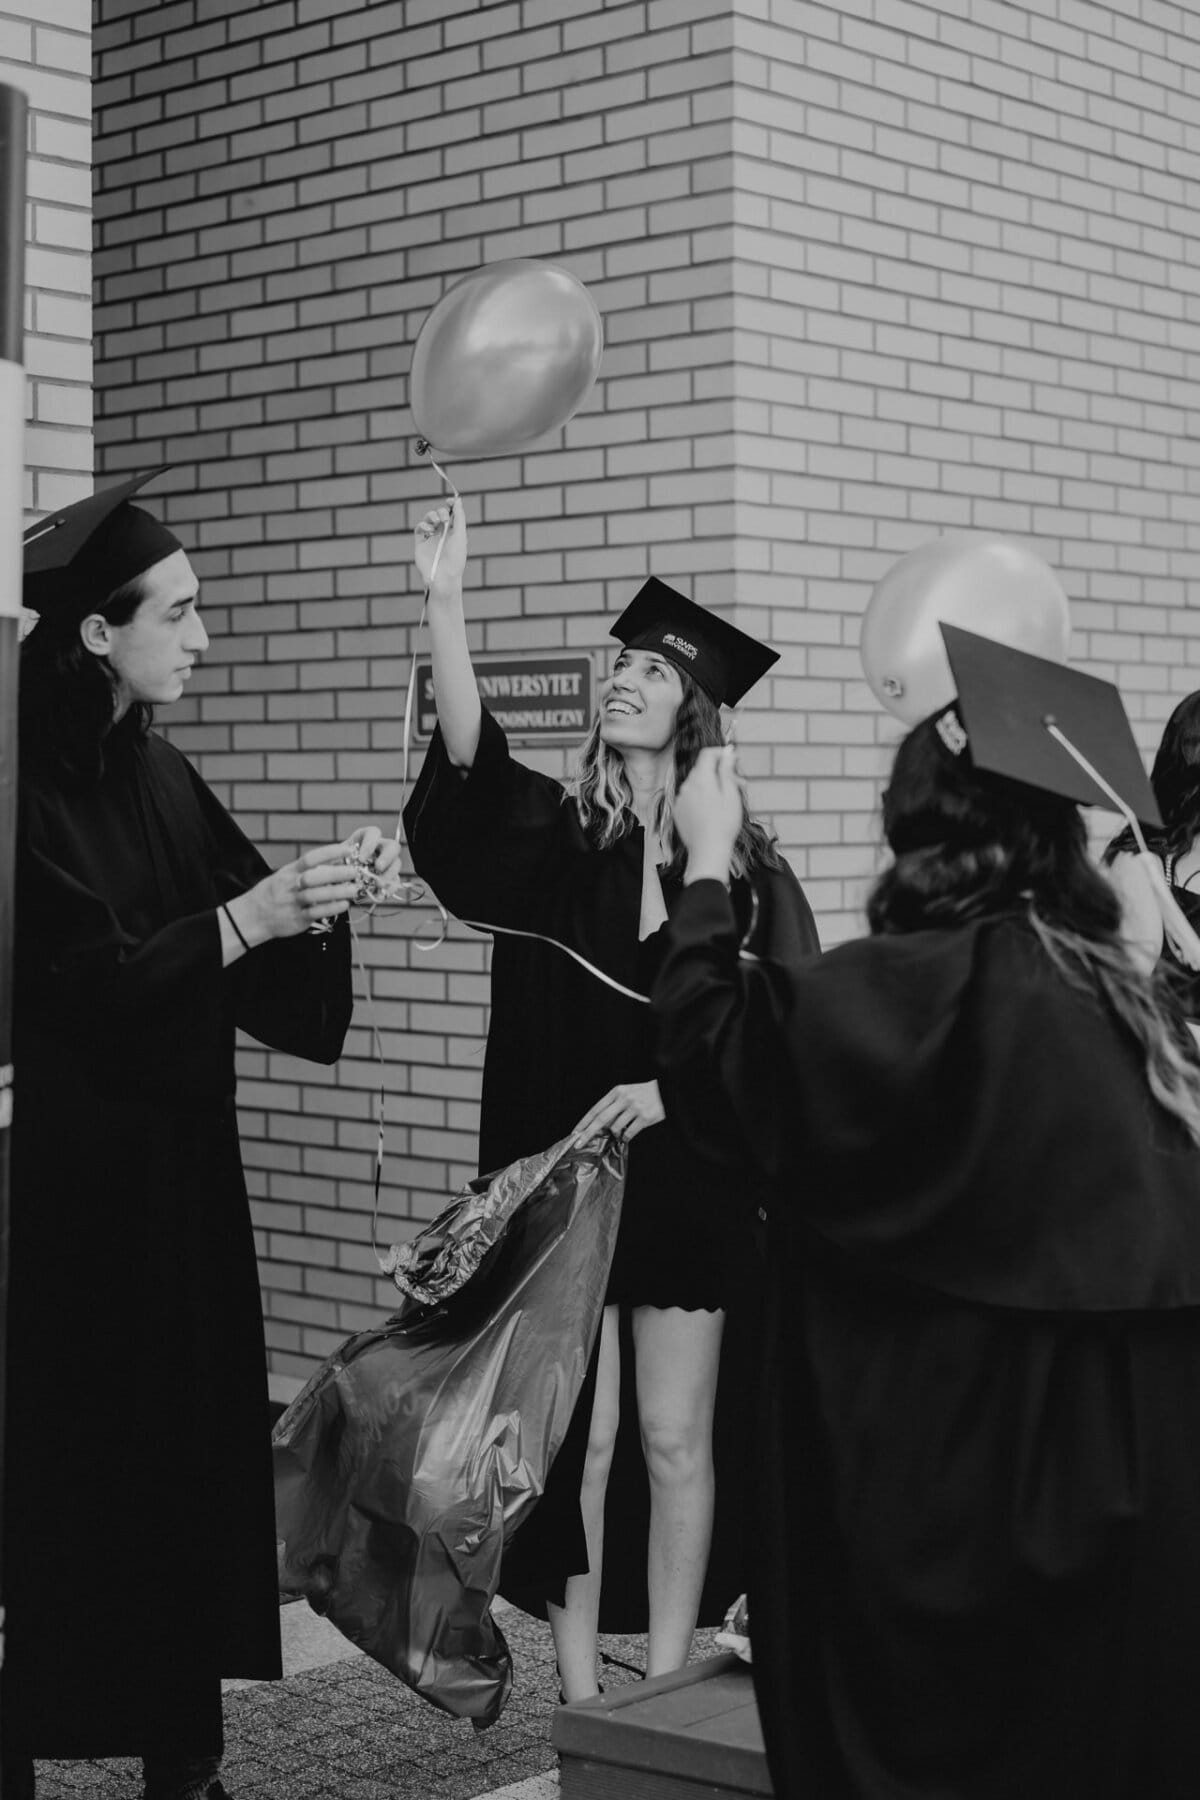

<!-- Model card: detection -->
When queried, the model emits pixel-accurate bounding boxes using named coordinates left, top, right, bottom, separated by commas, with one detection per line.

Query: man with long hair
left=3, top=473, right=396, bottom=1800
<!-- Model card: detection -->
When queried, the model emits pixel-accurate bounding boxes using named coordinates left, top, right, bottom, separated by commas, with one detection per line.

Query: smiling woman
left=401, top=498, right=821, bottom=1708
left=598, top=646, right=682, bottom=752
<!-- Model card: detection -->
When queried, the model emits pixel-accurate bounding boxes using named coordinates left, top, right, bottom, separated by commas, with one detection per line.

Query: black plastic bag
left=272, top=1130, right=625, bottom=1726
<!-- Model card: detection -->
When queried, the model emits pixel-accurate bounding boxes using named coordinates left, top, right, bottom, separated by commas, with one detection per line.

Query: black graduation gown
left=402, top=712, right=820, bottom=1629
left=3, top=718, right=353, bottom=1759
left=654, top=885, right=1200, bottom=1800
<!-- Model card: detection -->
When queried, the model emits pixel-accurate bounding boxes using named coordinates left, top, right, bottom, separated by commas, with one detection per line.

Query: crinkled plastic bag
left=377, top=1139, right=571, bottom=1307
left=272, top=1131, right=626, bottom=1728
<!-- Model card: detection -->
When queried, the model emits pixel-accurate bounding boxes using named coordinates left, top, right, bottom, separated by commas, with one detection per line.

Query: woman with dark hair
left=401, top=500, right=819, bottom=1702
left=1105, top=690, right=1200, bottom=1005
left=4, top=475, right=398, bottom=1800
left=654, top=712, right=1200, bottom=1799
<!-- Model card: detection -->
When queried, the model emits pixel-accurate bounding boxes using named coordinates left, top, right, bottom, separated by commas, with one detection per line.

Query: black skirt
left=604, top=1116, right=759, bottom=1312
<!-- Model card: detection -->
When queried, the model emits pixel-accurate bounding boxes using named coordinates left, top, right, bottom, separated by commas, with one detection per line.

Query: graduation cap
left=939, top=624, right=1161, bottom=830
left=22, top=466, right=181, bottom=628
left=940, top=625, right=1200, bottom=969
left=610, top=577, right=778, bottom=707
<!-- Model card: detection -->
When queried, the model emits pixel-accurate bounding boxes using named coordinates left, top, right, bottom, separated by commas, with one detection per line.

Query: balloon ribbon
left=377, top=450, right=460, bottom=939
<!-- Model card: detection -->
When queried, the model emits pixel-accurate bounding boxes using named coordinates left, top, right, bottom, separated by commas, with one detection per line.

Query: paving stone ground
left=32, top=1610, right=720, bottom=1800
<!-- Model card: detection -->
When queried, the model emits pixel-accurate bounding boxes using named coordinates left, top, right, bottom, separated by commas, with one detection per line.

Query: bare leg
left=547, top=1304, right=621, bottom=1702
left=633, top=1305, right=725, bottom=1679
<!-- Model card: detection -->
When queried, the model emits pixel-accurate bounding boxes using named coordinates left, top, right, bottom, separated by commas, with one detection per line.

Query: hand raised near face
left=674, top=745, right=744, bottom=882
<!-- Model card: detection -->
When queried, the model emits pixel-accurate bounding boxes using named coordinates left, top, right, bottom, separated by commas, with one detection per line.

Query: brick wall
left=1, top=0, right=93, bottom=516
left=91, top=0, right=1200, bottom=1380
left=726, top=0, right=1200, bottom=939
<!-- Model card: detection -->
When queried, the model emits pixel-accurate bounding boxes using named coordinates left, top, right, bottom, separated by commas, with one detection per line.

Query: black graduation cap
left=609, top=576, right=779, bottom=707
left=941, top=623, right=1162, bottom=830
left=23, top=466, right=180, bottom=621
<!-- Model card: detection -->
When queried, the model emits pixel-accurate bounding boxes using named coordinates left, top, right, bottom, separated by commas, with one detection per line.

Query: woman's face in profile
left=598, top=647, right=684, bottom=756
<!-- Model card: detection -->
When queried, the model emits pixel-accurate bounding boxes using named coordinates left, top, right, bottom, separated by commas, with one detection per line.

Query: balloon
left=860, top=536, right=1071, bottom=725
left=409, top=259, right=604, bottom=457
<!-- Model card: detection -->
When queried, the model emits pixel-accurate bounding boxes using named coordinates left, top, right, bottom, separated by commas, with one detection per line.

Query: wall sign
left=413, top=653, right=594, bottom=742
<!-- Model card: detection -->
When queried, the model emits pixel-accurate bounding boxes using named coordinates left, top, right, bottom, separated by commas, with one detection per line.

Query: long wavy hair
left=19, top=570, right=154, bottom=780
left=1105, top=690, right=1200, bottom=867
left=869, top=711, right=1200, bottom=1144
left=1150, top=690, right=1200, bottom=854
left=571, top=668, right=781, bottom=880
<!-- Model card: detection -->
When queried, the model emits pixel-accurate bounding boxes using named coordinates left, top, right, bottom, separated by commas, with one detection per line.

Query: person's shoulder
left=868, top=914, right=1100, bottom=1016
left=15, top=759, right=67, bottom=847
left=746, top=850, right=820, bottom=921
left=755, top=854, right=801, bottom=892
left=142, top=728, right=234, bottom=820
left=787, top=918, right=1052, bottom=1060
left=143, top=727, right=205, bottom=784
left=812, top=913, right=1032, bottom=979
left=144, top=725, right=189, bottom=759
left=17, top=748, right=61, bottom=803
left=731, top=857, right=822, bottom=957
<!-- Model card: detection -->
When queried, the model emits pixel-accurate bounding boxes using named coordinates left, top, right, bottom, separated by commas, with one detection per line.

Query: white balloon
left=861, top=537, right=1071, bottom=725
left=409, top=260, right=604, bottom=457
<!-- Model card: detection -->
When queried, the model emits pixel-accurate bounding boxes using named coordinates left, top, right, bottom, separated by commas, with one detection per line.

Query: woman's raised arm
left=414, top=499, right=480, bottom=769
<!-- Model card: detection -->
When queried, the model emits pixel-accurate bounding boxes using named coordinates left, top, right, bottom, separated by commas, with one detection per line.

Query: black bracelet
left=221, top=902, right=252, bottom=953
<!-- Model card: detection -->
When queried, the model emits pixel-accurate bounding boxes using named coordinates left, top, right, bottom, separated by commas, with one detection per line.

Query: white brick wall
left=730, top=0, right=1200, bottom=940
left=90, top=0, right=1200, bottom=1378
left=0, top=0, right=93, bottom=515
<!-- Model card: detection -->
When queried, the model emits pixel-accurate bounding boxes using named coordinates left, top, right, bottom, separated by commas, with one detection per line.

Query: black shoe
left=0, top=1754, right=36, bottom=1800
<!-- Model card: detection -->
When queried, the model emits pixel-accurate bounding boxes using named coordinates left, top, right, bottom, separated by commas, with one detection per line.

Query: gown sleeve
left=233, top=926, right=353, bottom=1065
left=180, top=761, right=354, bottom=1065
left=401, top=707, right=579, bottom=930
left=16, top=758, right=352, bottom=1085
left=738, top=859, right=822, bottom=964
left=18, top=805, right=223, bottom=1022
left=653, top=878, right=798, bottom=1179
left=17, top=789, right=234, bottom=1100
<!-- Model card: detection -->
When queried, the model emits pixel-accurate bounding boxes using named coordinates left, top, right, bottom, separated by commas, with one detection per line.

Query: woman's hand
left=232, top=843, right=363, bottom=944
left=414, top=494, right=482, bottom=770
left=344, top=825, right=403, bottom=886
left=573, top=1080, right=666, bottom=1145
left=414, top=500, right=467, bottom=599
left=675, top=745, right=744, bottom=884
